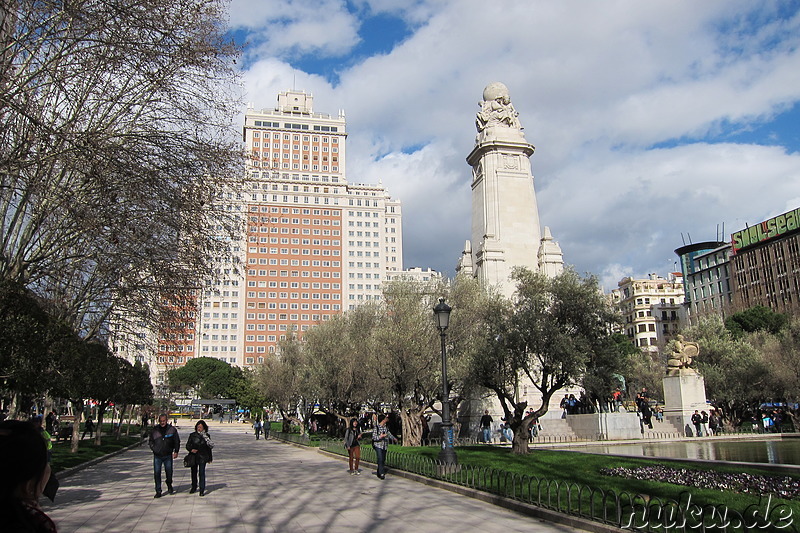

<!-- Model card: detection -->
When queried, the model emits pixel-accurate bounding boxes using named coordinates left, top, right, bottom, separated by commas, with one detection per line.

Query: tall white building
left=114, top=89, right=405, bottom=373
left=457, top=82, right=563, bottom=296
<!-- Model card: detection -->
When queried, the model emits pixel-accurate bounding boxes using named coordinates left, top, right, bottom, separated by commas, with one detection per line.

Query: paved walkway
left=43, top=422, right=582, bottom=532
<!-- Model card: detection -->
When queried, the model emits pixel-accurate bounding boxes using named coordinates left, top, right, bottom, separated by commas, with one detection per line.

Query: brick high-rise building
left=113, top=89, right=405, bottom=380
left=200, top=89, right=404, bottom=365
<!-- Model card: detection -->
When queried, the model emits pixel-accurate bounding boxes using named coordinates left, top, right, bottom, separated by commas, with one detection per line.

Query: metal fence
left=317, top=439, right=797, bottom=533
left=270, top=431, right=312, bottom=446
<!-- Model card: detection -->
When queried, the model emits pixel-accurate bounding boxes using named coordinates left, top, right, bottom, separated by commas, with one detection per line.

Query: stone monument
left=459, top=82, right=563, bottom=299
left=662, top=335, right=709, bottom=436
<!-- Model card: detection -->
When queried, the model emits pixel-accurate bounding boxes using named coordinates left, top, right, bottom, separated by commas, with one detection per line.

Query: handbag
left=183, top=453, right=197, bottom=468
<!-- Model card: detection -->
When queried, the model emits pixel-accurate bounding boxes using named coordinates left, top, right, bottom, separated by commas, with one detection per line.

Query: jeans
left=153, top=455, right=173, bottom=493
left=190, top=462, right=206, bottom=491
left=482, top=427, right=491, bottom=443
left=374, top=446, right=387, bottom=477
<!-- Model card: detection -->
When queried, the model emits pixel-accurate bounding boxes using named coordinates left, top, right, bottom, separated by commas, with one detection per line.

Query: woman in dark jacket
left=186, top=420, right=214, bottom=496
left=343, top=418, right=363, bottom=475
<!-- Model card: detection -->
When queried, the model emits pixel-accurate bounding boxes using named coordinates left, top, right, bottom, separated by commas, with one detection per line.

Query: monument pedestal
left=662, top=370, right=708, bottom=436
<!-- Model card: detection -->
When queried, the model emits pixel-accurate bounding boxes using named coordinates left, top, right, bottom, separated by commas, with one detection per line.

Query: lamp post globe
left=433, top=297, right=457, bottom=465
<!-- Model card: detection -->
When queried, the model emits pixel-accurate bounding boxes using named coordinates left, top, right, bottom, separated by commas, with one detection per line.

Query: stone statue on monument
left=666, top=334, right=699, bottom=375
left=476, top=82, right=522, bottom=132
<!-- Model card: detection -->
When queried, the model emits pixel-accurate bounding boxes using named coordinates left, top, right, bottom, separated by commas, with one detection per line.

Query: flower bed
left=601, top=465, right=800, bottom=500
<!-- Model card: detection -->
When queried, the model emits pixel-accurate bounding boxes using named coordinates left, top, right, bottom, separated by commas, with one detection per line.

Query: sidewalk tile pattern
left=43, top=423, right=580, bottom=532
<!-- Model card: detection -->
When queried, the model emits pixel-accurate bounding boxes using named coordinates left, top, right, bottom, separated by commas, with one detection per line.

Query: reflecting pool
left=574, top=438, right=800, bottom=465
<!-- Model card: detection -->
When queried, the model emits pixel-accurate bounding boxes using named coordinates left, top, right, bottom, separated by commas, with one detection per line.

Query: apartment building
left=194, top=90, right=403, bottom=368
left=610, top=273, right=685, bottom=353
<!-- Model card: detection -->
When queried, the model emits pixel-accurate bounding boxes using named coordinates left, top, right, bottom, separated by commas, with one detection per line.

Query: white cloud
left=235, top=1, right=800, bottom=283
left=229, top=0, right=361, bottom=58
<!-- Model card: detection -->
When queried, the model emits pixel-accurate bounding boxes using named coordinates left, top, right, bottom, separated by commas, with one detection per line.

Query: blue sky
left=227, top=0, right=800, bottom=290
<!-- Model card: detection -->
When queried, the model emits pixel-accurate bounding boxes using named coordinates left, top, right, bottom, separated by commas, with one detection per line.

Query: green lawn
left=386, top=445, right=800, bottom=528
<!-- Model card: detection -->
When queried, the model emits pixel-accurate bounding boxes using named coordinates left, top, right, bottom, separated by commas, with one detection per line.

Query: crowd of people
left=4, top=398, right=796, bottom=533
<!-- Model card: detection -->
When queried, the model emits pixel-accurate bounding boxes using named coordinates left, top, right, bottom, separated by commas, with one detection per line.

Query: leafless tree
left=0, top=0, right=244, bottom=337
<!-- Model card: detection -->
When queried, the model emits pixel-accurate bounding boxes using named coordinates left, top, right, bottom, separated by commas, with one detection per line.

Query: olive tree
left=303, top=304, right=382, bottom=432
left=370, top=278, right=444, bottom=446
left=469, top=267, right=622, bottom=454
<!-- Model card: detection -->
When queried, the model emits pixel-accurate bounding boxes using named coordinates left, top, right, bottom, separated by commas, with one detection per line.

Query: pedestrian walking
left=0, top=420, right=58, bottom=533
left=45, top=411, right=57, bottom=434
left=372, top=414, right=397, bottom=480
left=479, top=410, right=493, bottom=443
left=32, top=415, right=53, bottom=464
left=185, top=420, right=214, bottom=496
left=691, top=410, right=703, bottom=437
left=253, top=418, right=262, bottom=440
left=344, top=418, right=363, bottom=475
left=709, top=410, right=721, bottom=435
left=148, top=413, right=180, bottom=498
left=701, top=410, right=710, bottom=436
left=81, top=417, right=95, bottom=440
left=636, top=393, right=653, bottom=431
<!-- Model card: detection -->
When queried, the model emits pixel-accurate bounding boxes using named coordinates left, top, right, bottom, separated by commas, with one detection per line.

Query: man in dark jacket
left=148, top=414, right=180, bottom=498
left=691, top=410, right=703, bottom=437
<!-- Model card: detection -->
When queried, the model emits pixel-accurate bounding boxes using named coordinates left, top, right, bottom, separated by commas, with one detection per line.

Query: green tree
left=91, top=353, right=130, bottom=446
left=0, top=280, right=54, bottom=414
left=252, top=334, right=311, bottom=433
left=50, top=337, right=117, bottom=452
left=372, top=278, right=442, bottom=446
left=113, top=361, right=154, bottom=438
left=167, top=357, right=241, bottom=399
left=469, top=267, right=621, bottom=454
left=582, top=332, right=635, bottom=407
left=303, top=304, right=381, bottom=430
left=684, top=317, right=768, bottom=426
left=442, top=274, right=501, bottom=438
left=227, top=368, right=267, bottom=417
left=725, top=305, right=788, bottom=338
left=748, top=318, right=800, bottom=408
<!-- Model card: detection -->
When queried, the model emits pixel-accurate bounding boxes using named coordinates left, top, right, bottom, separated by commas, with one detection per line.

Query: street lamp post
left=433, top=297, right=457, bottom=465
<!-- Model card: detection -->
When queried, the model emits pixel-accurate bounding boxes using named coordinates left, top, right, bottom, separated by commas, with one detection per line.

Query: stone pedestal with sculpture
left=662, top=335, right=708, bottom=436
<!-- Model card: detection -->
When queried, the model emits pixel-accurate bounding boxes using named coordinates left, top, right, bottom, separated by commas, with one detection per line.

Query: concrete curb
left=317, top=448, right=625, bottom=533
left=56, top=438, right=147, bottom=480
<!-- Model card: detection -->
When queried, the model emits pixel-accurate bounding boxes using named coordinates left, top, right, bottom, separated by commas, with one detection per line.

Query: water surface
left=575, top=438, right=800, bottom=465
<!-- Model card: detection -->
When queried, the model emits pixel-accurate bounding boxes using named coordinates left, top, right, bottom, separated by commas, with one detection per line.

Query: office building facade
left=113, top=90, right=404, bottom=381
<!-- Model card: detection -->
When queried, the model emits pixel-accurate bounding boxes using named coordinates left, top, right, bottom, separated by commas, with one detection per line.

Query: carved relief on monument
left=502, top=154, right=519, bottom=169
left=473, top=162, right=483, bottom=183
left=476, top=82, right=522, bottom=132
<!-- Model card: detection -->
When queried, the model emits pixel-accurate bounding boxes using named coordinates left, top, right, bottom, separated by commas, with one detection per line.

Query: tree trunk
left=125, top=406, right=133, bottom=436
left=511, top=423, right=531, bottom=454
left=116, top=404, right=127, bottom=438
left=95, top=404, right=107, bottom=446
left=70, top=400, right=84, bottom=453
left=8, top=392, right=20, bottom=419
left=399, top=407, right=425, bottom=447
